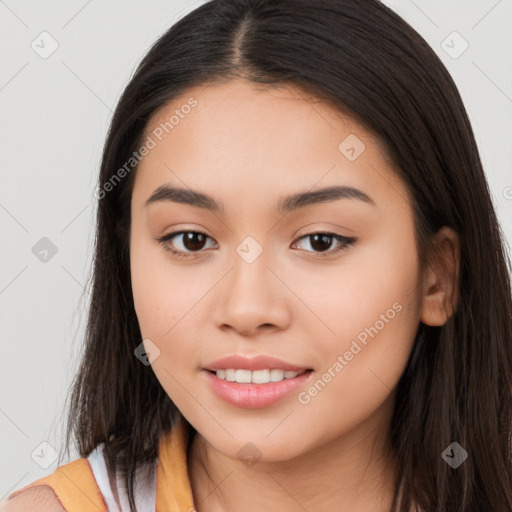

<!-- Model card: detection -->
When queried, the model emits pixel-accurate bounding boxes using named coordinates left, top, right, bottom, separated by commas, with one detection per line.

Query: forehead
left=143, top=78, right=383, bottom=153
left=133, top=78, right=408, bottom=212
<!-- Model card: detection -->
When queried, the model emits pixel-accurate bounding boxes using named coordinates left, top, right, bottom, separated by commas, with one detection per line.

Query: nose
left=212, top=250, right=291, bottom=337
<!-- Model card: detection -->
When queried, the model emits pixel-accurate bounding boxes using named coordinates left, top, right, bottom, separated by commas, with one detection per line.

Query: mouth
left=206, top=368, right=311, bottom=384
left=202, top=357, right=314, bottom=409
left=204, top=354, right=311, bottom=373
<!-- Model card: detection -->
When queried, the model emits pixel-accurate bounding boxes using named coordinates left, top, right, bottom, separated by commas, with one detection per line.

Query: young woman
left=5, top=0, right=512, bottom=511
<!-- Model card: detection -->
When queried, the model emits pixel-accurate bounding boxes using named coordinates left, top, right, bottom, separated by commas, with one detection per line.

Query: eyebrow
left=144, top=184, right=375, bottom=214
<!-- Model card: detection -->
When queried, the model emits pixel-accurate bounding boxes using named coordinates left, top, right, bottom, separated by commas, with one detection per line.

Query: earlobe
left=420, top=226, right=460, bottom=326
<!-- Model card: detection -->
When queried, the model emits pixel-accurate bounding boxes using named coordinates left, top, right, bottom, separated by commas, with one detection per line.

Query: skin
left=129, top=78, right=459, bottom=512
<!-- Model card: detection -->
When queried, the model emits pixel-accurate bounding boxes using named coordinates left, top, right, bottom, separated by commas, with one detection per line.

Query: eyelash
left=156, top=230, right=356, bottom=259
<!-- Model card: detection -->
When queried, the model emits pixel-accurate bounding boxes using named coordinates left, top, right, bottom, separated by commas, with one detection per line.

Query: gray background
left=1, top=0, right=511, bottom=502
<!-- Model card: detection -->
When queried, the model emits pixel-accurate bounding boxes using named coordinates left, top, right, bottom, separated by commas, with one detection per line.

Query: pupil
left=184, top=232, right=206, bottom=251
left=311, top=234, right=332, bottom=252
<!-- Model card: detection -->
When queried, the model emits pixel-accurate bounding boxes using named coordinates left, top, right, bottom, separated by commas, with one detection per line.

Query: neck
left=187, top=401, right=399, bottom=512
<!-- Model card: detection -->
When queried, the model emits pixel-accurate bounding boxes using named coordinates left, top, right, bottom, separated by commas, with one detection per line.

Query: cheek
left=292, top=224, right=421, bottom=386
left=130, top=235, right=202, bottom=403
left=289, top=229, right=419, bottom=332
left=130, top=227, right=182, bottom=342
left=129, top=231, right=215, bottom=359
left=130, top=220, right=181, bottom=327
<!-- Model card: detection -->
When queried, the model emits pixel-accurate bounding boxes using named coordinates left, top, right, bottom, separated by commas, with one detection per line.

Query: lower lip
left=203, top=370, right=313, bottom=409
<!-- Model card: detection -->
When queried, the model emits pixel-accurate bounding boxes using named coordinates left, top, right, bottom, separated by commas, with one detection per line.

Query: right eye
left=157, top=230, right=217, bottom=258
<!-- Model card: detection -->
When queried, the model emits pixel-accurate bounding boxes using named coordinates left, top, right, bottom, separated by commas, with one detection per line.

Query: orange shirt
left=7, top=416, right=195, bottom=511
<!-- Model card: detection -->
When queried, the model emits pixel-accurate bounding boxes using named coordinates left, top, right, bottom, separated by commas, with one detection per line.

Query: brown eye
left=181, top=232, right=208, bottom=251
left=309, top=233, right=335, bottom=252
left=158, top=230, right=216, bottom=258
left=293, top=232, right=356, bottom=257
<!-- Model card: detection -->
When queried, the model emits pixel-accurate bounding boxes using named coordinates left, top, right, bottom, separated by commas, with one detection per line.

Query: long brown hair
left=60, top=1, right=512, bottom=510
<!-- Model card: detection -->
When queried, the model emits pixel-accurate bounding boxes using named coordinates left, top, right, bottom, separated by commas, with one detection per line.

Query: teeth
left=252, top=369, right=270, bottom=384
left=235, top=369, right=252, bottom=383
left=270, top=369, right=284, bottom=382
left=214, top=369, right=301, bottom=383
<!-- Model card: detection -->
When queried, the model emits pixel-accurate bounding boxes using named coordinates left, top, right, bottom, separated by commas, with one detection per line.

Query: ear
left=420, top=226, right=460, bottom=326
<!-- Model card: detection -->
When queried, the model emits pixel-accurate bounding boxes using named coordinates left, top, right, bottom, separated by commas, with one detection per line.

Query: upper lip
left=204, top=355, right=310, bottom=372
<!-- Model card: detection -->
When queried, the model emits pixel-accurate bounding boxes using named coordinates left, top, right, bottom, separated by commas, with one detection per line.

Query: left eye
left=292, top=232, right=355, bottom=256
left=157, top=230, right=355, bottom=258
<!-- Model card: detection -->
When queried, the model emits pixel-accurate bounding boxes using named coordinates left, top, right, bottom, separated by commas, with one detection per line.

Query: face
left=129, top=78, right=423, bottom=462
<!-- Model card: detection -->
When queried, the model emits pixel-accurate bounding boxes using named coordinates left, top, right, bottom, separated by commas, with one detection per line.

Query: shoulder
left=3, top=450, right=107, bottom=512
left=1, top=485, right=65, bottom=512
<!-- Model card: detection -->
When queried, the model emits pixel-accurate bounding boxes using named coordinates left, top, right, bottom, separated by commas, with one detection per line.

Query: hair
left=59, top=0, right=512, bottom=510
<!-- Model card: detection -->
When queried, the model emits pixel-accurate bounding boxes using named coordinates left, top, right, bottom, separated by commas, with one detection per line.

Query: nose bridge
left=228, top=237, right=273, bottom=309
left=231, top=238, right=270, bottom=296
left=213, top=235, right=289, bottom=333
